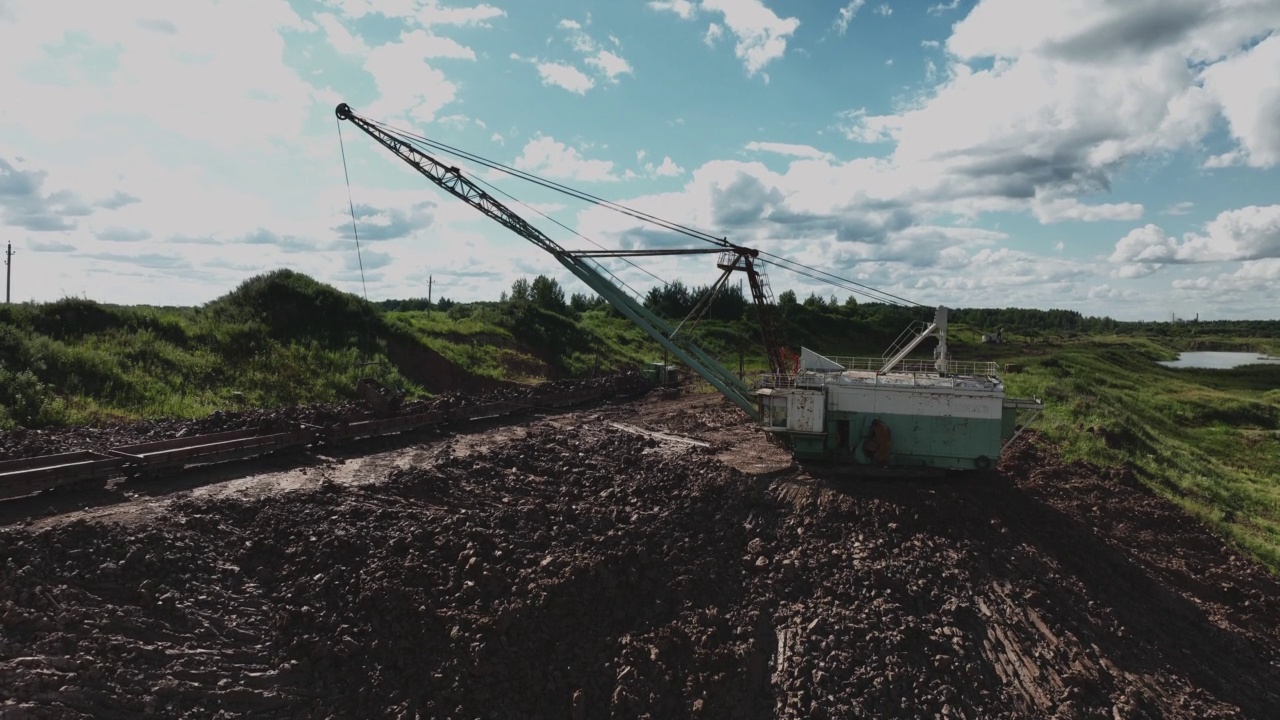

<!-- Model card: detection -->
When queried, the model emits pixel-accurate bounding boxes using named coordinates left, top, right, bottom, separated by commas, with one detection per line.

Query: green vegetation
left=2, top=268, right=1278, bottom=572
left=0, top=271, right=429, bottom=428
left=1004, top=338, right=1280, bottom=570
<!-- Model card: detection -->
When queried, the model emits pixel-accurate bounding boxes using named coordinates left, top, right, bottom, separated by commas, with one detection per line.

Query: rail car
left=0, top=385, right=625, bottom=502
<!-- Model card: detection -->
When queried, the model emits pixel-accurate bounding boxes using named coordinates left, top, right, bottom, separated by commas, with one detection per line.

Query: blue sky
left=1, top=0, right=1277, bottom=319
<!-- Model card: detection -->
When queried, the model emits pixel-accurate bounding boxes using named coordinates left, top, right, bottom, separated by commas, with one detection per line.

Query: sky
left=0, top=0, right=1278, bottom=320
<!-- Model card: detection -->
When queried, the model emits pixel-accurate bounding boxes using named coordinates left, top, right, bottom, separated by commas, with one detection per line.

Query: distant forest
left=376, top=278, right=1280, bottom=340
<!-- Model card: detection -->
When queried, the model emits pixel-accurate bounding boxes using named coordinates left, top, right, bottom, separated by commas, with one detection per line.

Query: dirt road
left=2, top=393, right=1278, bottom=718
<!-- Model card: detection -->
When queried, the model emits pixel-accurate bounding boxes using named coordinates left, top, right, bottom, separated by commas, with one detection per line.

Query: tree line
left=378, top=276, right=1279, bottom=341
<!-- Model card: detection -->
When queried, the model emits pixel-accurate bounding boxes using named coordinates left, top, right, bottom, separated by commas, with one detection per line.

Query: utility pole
left=428, top=274, right=433, bottom=307
left=4, top=242, right=13, bottom=305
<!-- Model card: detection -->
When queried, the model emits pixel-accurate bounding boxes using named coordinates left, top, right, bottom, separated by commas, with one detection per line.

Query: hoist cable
left=358, top=115, right=926, bottom=308
left=336, top=119, right=369, bottom=301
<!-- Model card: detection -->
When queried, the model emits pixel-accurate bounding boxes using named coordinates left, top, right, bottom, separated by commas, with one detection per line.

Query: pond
left=1157, top=351, right=1280, bottom=369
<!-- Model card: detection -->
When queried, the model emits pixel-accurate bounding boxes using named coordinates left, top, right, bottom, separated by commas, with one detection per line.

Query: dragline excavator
left=336, top=103, right=1043, bottom=472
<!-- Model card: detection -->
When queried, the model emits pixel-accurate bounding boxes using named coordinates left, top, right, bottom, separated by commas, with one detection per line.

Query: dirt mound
left=2, top=409, right=1278, bottom=718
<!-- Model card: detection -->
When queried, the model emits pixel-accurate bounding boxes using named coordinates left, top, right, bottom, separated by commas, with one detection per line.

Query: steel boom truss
left=336, top=103, right=763, bottom=419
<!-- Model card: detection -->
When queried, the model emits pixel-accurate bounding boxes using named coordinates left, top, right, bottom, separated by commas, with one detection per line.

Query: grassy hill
left=1000, top=338, right=1280, bottom=569
left=0, top=271, right=505, bottom=428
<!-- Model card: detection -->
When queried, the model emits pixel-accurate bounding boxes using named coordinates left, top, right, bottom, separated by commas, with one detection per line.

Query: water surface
left=1157, top=351, right=1280, bottom=369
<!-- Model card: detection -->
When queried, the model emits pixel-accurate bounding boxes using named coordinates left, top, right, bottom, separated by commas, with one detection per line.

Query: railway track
left=0, top=382, right=642, bottom=503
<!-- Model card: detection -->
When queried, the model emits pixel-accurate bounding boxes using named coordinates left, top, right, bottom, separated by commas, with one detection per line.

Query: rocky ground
left=1, top=392, right=1278, bottom=719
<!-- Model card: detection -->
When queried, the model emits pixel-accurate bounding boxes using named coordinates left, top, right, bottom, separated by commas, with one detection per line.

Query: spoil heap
left=2, top=410, right=1279, bottom=718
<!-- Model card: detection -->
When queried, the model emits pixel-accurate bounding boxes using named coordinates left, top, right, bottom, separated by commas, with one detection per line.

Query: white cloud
left=1162, top=201, right=1193, bottom=216
left=535, top=62, right=595, bottom=94
left=745, top=141, right=835, bottom=162
left=921, top=39, right=941, bottom=49
left=1032, top=197, right=1143, bottom=223
left=514, top=137, right=618, bottom=182
left=1111, top=205, right=1280, bottom=264
left=314, top=2, right=506, bottom=124
left=362, top=31, right=467, bottom=123
left=947, top=0, right=1277, bottom=63
left=1200, top=34, right=1280, bottom=168
left=1116, top=263, right=1158, bottom=279
left=1223, top=258, right=1280, bottom=285
left=586, top=49, right=632, bottom=82
left=705, top=0, right=800, bottom=76
left=525, top=16, right=632, bottom=92
left=1191, top=204, right=1280, bottom=261
left=648, top=0, right=696, bottom=20
left=1087, top=284, right=1138, bottom=301
left=647, top=157, right=686, bottom=178
left=704, top=22, right=724, bottom=46
left=1203, top=150, right=1245, bottom=169
left=330, top=0, right=504, bottom=27
left=0, top=0, right=315, bottom=149
left=833, top=1, right=865, bottom=37
left=928, top=0, right=961, bottom=15
left=1168, top=259, right=1280, bottom=316
left=1111, top=225, right=1182, bottom=263
left=316, top=13, right=365, bottom=55
left=822, top=0, right=1280, bottom=241
left=0, top=1, right=537, bottom=304
left=419, top=2, right=505, bottom=27
left=837, top=108, right=893, bottom=143
left=875, top=4, right=893, bottom=16
left=28, top=238, right=77, bottom=253
left=656, top=0, right=799, bottom=77
left=1, top=0, right=1275, bottom=319
left=96, top=226, right=153, bottom=243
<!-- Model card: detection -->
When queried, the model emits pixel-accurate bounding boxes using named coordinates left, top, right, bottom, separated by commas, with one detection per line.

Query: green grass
left=0, top=272, right=436, bottom=428
left=1004, top=337, right=1280, bottom=569
left=387, top=310, right=533, bottom=381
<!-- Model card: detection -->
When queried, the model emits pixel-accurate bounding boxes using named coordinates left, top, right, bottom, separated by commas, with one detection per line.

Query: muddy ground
left=0, top=373, right=650, bottom=462
left=1, top=392, right=1279, bottom=719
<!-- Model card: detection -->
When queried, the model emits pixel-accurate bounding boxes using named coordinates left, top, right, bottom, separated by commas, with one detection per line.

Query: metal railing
left=756, top=357, right=1001, bottom=391
left=882, top=321, right=931, bottom=360
left=801, top=357, right=1000, bottom=377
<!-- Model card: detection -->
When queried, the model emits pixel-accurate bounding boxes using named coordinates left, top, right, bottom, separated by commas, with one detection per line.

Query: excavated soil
left=2, top=393, right=1279, bottom=719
